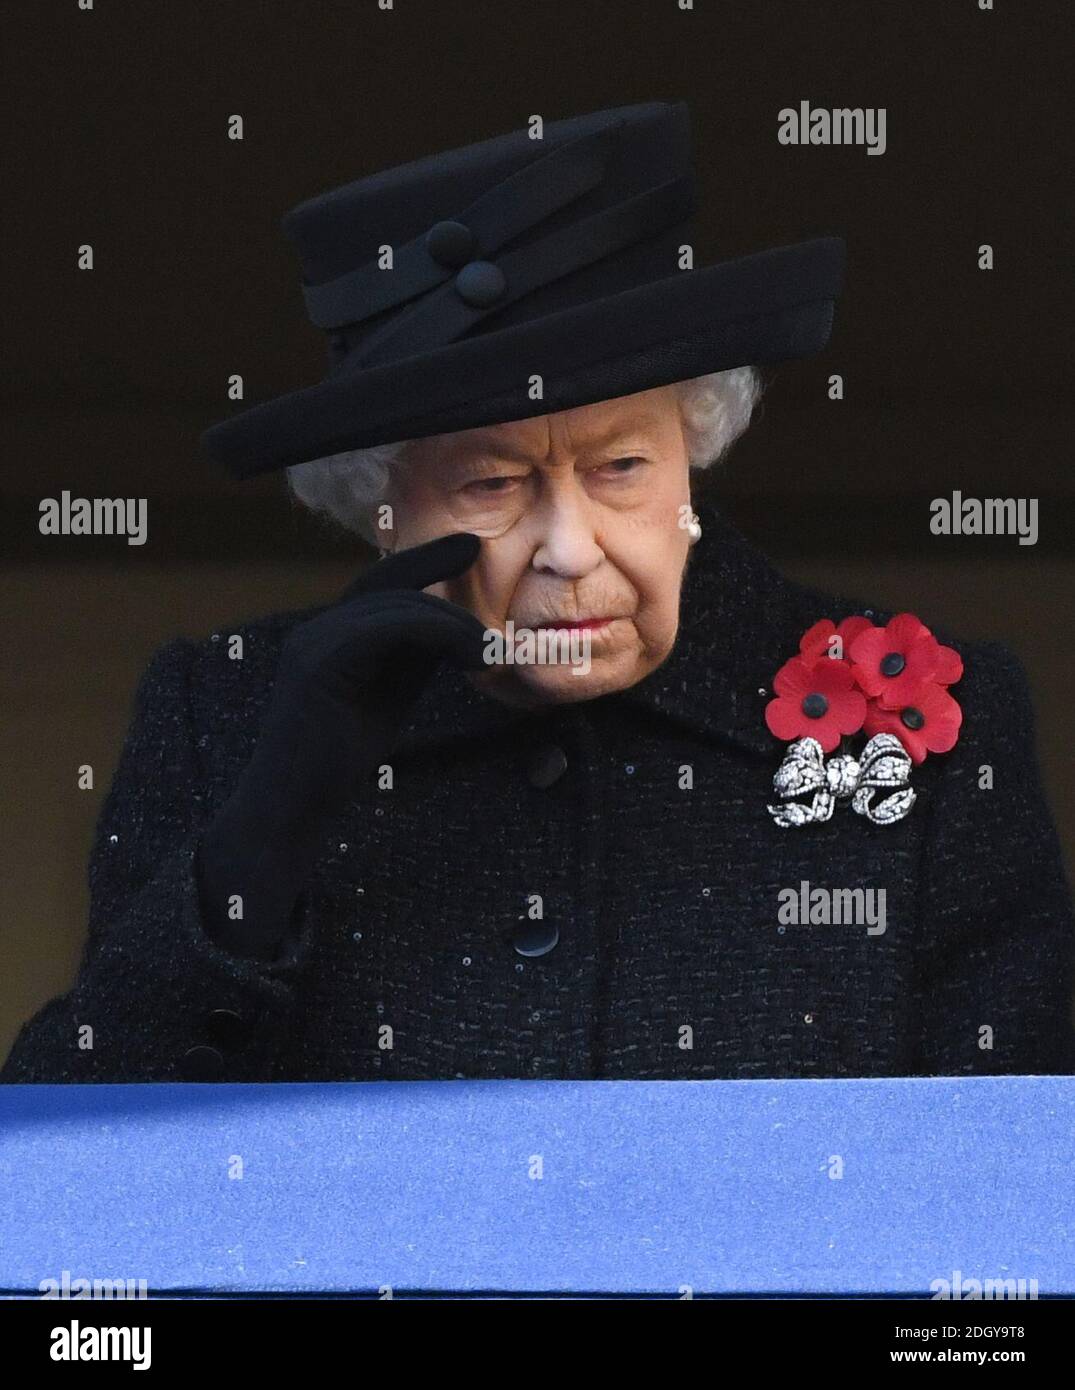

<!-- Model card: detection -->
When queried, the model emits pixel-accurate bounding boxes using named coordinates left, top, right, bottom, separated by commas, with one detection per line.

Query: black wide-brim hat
left=202, top=101, right=845, bottom=479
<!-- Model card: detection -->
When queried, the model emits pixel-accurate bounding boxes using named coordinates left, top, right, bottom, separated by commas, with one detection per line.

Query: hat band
left=302, top=118, right=627, bottom=331
left=329, top=172, right=696, bottom=374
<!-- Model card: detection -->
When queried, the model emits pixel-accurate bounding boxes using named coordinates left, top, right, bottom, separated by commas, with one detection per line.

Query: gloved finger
left=336, top=591, right=493, bottom=674
left=287, top=591, right=492, bottom=698
left=340, top=532, right=482, bottom=601
left=393, top=594, right=493, bottom=672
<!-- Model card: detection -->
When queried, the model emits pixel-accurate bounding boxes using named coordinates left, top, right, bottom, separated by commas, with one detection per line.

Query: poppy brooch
left=764, top=614, right=963, bottom=827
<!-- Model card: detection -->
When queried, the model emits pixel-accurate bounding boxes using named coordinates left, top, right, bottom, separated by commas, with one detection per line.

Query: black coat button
left=454, top=260, right=507, bottom=308
left=527, top=743, right=567, bottom=789
left=425, top=219, right=475, bottom=267
left=512, top=920, right=560, bottom=958
left=178, top=1045, right=225, bottom=1081
left=205, top=1008, right=251, bottom=1049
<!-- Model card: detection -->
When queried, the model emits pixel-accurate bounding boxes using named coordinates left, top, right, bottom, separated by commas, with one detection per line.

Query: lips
left=534, top=618, right=614, bottom=630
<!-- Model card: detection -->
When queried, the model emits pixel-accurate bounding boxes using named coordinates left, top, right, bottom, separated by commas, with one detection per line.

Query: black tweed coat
left=4, top=502, right=1074, bottom=1083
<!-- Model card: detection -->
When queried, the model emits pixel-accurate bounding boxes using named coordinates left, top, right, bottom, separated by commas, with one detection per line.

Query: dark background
left=3, top=0, right=1072, bottom=1061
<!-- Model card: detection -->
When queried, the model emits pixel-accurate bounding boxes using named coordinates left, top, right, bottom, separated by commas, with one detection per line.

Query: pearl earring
left=686, top=514, right=702, bottom=544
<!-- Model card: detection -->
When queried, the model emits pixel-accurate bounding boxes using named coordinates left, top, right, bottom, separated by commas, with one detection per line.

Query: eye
left=462, top=475, right=521, bottom=496
left=598, top=456, right=649, bottom=477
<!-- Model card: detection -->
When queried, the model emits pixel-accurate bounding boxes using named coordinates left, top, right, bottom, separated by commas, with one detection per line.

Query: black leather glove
left=195, top=531, right=489, bottom=960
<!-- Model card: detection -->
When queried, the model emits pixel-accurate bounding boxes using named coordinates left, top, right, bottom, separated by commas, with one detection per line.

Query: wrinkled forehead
left=409, top=386, right=683, bottom=470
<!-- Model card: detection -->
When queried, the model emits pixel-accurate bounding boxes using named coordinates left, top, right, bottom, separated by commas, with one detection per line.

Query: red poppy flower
left=799, top=615, right=876, bottom=665
left=863, top=681, right=963, bottom=764
left=850, top=612, right=963, bottom=705
left=765, top=656, right=868, bottom=754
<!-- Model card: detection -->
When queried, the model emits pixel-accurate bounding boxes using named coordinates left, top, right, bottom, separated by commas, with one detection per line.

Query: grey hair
left=286, top=365, right=762, bottom=544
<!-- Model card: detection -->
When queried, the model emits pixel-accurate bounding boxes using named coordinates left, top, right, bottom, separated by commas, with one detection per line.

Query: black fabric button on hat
left=527, top=742, right=568, bottom=788
left=204, top=1008, right=252, bottom=1050
left=425, top=219, right=475, bottom=267
left=512, top=920, right=560, bottom=957
left=454, top=259, right=508, bottom=307
left=178, top=1045, right=225, bottom=1081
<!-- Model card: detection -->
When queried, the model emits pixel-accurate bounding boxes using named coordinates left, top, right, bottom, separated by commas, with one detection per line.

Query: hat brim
left=202, top=236, right=845, bottom=479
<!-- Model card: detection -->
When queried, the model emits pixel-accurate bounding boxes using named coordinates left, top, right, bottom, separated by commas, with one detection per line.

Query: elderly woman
left=4, top=102, right=1073, bottom=1083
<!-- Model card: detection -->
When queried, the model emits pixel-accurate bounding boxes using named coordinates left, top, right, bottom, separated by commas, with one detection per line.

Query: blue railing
left=1, top=1076, right=1070, bottom=1298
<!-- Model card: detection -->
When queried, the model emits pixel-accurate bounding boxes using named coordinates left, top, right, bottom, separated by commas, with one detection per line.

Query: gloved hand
left=196, top=532, right=489, bottom=959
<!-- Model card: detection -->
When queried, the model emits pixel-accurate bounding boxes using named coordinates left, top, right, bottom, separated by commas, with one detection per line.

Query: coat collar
left=394, top=499, right=824, bottom=760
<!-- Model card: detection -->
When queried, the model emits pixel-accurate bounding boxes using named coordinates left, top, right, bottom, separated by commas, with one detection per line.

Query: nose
left=529, top=487, right=604, bottom=580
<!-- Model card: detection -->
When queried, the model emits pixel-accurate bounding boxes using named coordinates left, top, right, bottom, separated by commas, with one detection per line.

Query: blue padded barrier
left=1, top=1076, right=1071, bottom=1298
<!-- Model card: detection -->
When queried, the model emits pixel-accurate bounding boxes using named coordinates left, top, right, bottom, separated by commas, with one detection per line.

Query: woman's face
left=382, top=385, right=693, bottom=706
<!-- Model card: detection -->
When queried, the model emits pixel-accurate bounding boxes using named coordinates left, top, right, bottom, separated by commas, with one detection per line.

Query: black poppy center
left=880, top=651, right=906, bottom=676
left=802, top=692, right=829, bottom=719
left=900, top=706, right=925, bottom=730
